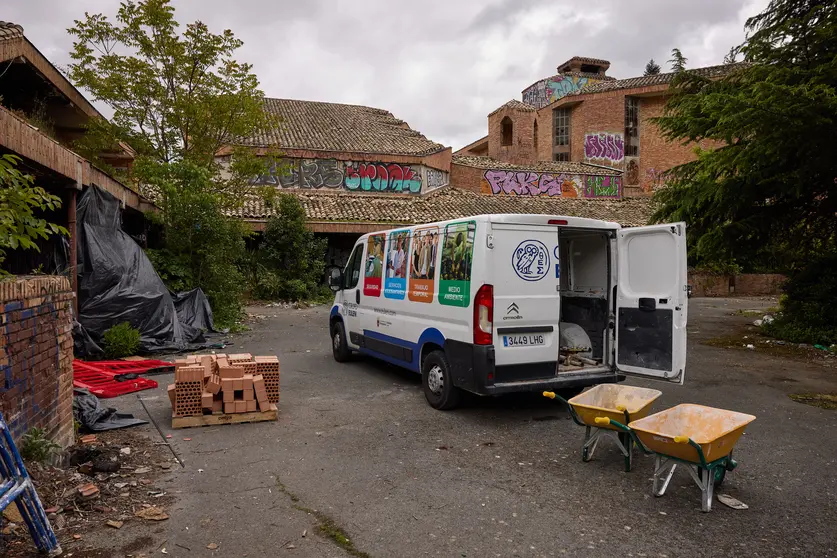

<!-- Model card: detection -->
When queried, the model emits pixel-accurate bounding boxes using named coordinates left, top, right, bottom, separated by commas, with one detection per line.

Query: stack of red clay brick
left=167, top=353, right=280, bottom=417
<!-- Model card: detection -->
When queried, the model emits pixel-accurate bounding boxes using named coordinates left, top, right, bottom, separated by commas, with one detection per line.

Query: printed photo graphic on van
left=408, top=226, right=439, bottom=303
left=364, top=233, right=385, bottom=297
left=439, top=221, right=476, bottom=307
left=384, top=229, right=410, bottom=299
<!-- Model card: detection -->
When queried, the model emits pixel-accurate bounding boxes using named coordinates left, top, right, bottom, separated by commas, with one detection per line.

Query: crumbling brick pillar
left=0, top=276, right=75, bottom=448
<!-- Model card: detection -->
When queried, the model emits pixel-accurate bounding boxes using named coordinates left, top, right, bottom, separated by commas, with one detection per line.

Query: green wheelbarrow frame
left=544, top=392, right=637, bottom=472
left=596, top=416, right=738, bottom=512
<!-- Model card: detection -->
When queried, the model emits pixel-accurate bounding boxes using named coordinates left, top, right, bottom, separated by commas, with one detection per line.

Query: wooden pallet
left=171, top=405, right=278, bottom=429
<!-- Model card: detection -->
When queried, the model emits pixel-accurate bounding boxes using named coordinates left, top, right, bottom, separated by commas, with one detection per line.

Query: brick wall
left=0, top=276, right=75, bottom=448
left=449, top=163, right=485, bottom=193
left=688, top=273, right=787, bottom=297
left=488, top=107, right=537, bottom=165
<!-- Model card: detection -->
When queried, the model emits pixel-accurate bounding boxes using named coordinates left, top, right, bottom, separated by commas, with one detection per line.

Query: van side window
left=344, top=244, right=364, bottom=289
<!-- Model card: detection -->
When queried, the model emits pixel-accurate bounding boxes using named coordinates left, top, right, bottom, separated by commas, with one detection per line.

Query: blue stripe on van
left=330, top=305, right=340, bottom=319
left=360, top=328, right=445, bottom=373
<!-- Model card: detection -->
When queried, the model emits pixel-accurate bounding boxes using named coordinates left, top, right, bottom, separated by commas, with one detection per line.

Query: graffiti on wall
left=522, top=75, right=597, bottom=108
left=482, top=169, right=582, bottom=197
left=625, top=159, right=640, bottom=185
left=344, top=162, right=421, bottom=193
left=583, top=175, right=621, bottom=198
left=249, top=159, right=424, bottom=193
left=584, top=132, right=624, bottom=164
left=425, top=168, right=448, bottom=191
left=645, top=168, right=665, bottom=192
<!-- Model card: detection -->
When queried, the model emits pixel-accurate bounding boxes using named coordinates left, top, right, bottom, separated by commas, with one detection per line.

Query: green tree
left=667, top=48, right=688, bottom=72
left=0, top=154, right=68, bottom=273
left=67, top=0, right=276, bottom=325
left=652, top=0, right=837, bottom=343
left=644, top=59, right=661, bottom=76
left=248, top=194, right=327, bottom=302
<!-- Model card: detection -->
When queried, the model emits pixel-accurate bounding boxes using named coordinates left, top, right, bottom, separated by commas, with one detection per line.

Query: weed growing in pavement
left=20, top=428, right=60, bottom=464
left=102, top=322, right=141, bottom=358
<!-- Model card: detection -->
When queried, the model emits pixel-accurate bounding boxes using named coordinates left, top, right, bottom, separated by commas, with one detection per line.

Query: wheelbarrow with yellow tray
left=596, top=403, right=756, bottom=512
left=543, top=384, right=662, bottom=471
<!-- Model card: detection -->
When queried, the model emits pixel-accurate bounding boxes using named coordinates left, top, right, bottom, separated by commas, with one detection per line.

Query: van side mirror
left=328, top=267, right=343, bottom=292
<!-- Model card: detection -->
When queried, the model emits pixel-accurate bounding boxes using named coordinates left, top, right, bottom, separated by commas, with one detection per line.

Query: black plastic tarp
left=73, top=388, right=147, bottom=431
left=75, top=185, right=212, bottom=355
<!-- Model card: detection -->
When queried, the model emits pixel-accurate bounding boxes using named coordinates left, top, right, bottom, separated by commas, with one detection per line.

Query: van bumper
left=444, top=340, right=621, bottom=396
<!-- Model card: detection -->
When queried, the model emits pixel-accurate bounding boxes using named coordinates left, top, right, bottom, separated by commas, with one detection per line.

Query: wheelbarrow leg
left=617, top=432, right=633, bottom=472
left=700, top=467, right=715, bottom=512
left=582, top=426, right=601, bottom=462
left=652, top=455, right=676, bottom=497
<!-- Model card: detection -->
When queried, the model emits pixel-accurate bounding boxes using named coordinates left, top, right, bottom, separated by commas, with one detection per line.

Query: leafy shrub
left=761, top=254, right=837, bottom=345
left=20, top=428, right=60, bottom=464
left=247, top=195, right=327, bottom=301
left=103, top=322, right=141, bottom=358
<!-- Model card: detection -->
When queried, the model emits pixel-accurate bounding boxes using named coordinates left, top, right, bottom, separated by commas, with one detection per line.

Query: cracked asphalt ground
left=99, top=298, right=836, bottom=557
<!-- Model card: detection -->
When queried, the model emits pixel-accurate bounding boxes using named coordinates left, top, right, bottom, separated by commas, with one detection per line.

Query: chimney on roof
left=556, top=56, right=610, bottom=76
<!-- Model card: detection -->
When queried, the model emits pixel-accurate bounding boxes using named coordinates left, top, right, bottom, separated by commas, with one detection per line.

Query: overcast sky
left=4, top=0, right=769, bottom=150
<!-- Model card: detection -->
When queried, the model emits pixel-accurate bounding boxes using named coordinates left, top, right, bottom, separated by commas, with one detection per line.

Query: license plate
left=502, top=334, right=545, bottom=347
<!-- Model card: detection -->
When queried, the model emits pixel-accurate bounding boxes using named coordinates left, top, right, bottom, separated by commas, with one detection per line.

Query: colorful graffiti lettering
left=584, top=175, right=621, bottom=198
left=522, top=75, right=596, bottom=108
left=584, top=133, right=624, bottom=164
left=484, top=170, right=564, bottom=196
left=425, top=168, right=448, bottom=191
left=646, top=168, right=665, bottom=192
left=249, top=158, right=423, bottom=193
left=344, top=162, right=422, bottom=193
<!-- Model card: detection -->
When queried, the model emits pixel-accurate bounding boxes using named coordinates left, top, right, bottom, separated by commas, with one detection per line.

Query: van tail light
left=473, top=284, right=494, bottom=345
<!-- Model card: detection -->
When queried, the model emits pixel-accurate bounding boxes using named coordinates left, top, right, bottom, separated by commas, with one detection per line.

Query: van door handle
left=356, top=290, right=360, bottom=304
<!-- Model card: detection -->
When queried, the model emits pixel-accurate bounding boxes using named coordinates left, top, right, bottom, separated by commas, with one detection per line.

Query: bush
left=103, top=322, right=141, bottom=358
left=247, top=195, right=327, bottom=301
left=20, top=428, right=60, bottom=464
left=761, top=254, right=837, bottom=345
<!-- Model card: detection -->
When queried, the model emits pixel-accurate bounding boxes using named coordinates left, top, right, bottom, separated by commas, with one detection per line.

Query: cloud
left=2, top=0, right=770, bottom=150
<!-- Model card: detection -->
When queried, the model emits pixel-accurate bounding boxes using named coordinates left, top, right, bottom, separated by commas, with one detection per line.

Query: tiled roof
left=235, top=98, right=446, bottom=156
left=453, top=155, right=619, bottom=177
left=0, top=21, right=24, bottom=42
left=557, top=56, right=611, bottom=68
left=488, top=99, right=537, bottom=116
left=567, top=63, right=747, bottom=96
left=230, top=187, right=652, bottom=228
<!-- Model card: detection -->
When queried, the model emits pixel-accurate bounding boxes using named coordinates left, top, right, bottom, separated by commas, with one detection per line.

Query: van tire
left=331, top=321, right=351, bottom=363
left=422, top=351, right=460, bottom=410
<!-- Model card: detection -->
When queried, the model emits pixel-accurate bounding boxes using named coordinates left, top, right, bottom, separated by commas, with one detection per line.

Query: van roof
left=361, top=213, right=621, bottom=238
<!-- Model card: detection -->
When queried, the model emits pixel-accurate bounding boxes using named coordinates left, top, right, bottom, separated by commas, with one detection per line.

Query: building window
left=533, top=120, right=538, bottom=152
left=553, top=107, right=571, bottom=160
left=625, top=97, right=639, bottom=157
left=501, top=116, right=513, bottom=146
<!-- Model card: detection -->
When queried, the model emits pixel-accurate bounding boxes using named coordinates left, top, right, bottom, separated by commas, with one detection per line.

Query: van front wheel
left=331, top=321, right=351, bottom=363
left=422, top=351, right=460, bottom=410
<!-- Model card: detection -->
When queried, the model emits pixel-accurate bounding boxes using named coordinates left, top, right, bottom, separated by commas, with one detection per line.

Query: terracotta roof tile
left=236, top=98, right=446, bottom=156
left=567, top=63, right=747, bottom=96
left=0, top=21, right=24, bottom=43
left=557, top=56, right=611, bottom=69
left=488, top=99, right=537, bottom=116
left=230, top=187, right=652, bottom=228
left=453, top=155, right=619, bottom=177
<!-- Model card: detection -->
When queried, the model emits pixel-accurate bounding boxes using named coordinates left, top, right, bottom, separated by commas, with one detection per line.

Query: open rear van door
left=615, top=223, right=687, bottom=384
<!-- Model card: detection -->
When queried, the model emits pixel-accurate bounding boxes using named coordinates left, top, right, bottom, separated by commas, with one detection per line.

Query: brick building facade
left=457, top=56, right=742, bottom=197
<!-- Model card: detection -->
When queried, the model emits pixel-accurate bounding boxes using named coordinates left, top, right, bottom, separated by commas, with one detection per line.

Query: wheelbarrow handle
left=542, top=391, right=585, bottom=427
left=673, top=436, right=709, bottom=469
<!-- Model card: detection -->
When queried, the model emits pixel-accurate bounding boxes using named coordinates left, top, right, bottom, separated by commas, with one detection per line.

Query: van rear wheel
left=422, top=351, right=460, bottom=410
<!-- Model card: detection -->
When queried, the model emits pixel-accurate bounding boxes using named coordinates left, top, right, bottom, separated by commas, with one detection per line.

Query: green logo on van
left=438, top=221, right=475, bottom=307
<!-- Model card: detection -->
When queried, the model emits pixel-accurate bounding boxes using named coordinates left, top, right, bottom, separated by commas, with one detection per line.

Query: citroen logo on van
left=504, top=303, right=523, bottom=320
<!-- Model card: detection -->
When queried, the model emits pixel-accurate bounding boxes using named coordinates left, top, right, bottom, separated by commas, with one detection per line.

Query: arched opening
left=533, top=120, right=539, bottom=152
left=501, top=116, right=513, bottom=146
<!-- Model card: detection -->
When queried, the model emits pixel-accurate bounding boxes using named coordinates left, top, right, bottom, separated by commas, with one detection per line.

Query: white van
left=327, top=214, right=687, bottom=410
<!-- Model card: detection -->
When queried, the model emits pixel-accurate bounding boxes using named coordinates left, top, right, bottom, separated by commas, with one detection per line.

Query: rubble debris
left=76, top=483, right=100, bottom=501
left=135, top=506, right=169, bottom=521
left=106, top=520, right=123, bottom=529
left=80, top=434, right=98, bottom=444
